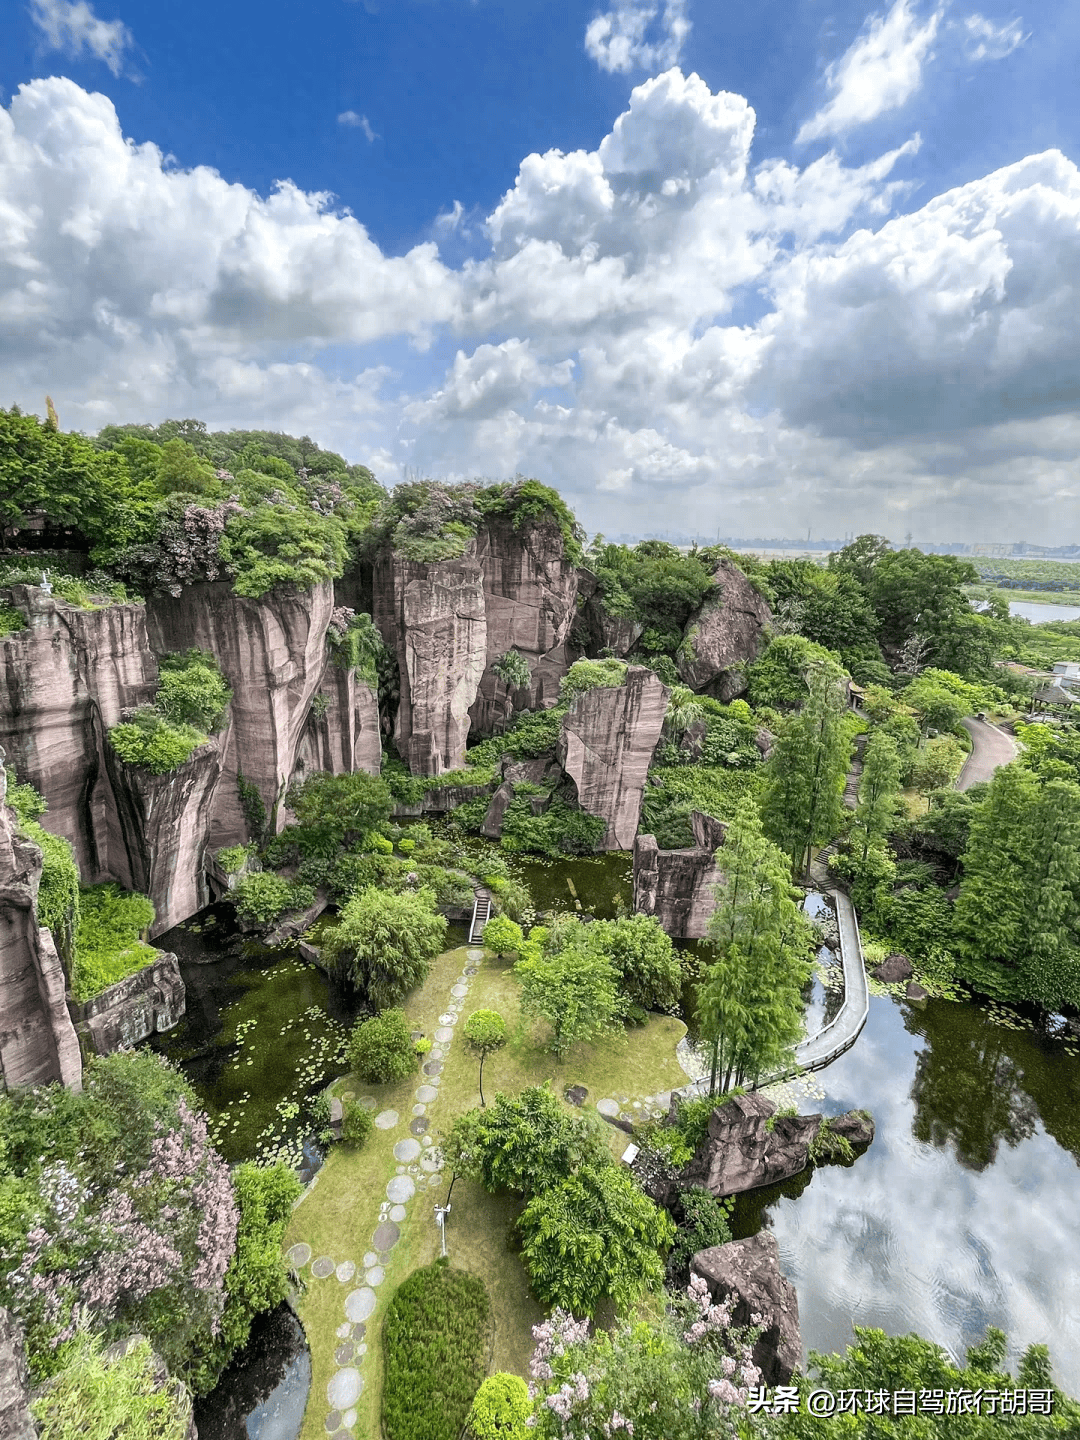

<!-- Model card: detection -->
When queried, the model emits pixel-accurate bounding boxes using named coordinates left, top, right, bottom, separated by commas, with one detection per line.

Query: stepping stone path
left=287, top=948, right=482, bottom=1436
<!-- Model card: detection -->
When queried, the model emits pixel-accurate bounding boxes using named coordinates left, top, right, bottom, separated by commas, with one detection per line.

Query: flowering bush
left=111, top=496, right=244, bottom=596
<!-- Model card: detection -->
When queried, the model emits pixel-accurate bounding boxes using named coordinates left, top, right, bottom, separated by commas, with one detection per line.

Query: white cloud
left=962, top=12, right=1027, bottom=62
left=797, top=1, right=942, bottom=144
left=584, top=0, right=689, bottom=75
left=338, top=110, right=377, bottom=142
left=29, top=0, right=133, bottom=77
left=6, top=70, right=1080, bottom=543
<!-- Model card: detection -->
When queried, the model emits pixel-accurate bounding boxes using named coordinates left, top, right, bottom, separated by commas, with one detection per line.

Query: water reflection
left=194, top=1304, right=310, bottom=1440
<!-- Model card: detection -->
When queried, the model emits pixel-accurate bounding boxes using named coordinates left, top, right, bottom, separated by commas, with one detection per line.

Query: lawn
left=285, top=942, right=687, bottom=1440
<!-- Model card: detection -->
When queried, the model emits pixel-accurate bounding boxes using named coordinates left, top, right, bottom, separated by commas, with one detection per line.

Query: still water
left=1009, top=599, right=1080, bottom=624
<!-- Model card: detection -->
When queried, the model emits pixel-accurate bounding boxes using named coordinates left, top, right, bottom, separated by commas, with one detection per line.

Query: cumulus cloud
left=338, top=110, right=377, bottom=141
left=797, top=1, right=942, bottom=144
left=584, top=0, right=690, bottom=75
left=29, top=0, right=133, bottom=76
left=961, top=12, right=1027, bottom=62
left=5, top=69, right=1080, bottom=542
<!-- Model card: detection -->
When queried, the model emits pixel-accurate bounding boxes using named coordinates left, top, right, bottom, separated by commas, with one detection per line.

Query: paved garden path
left=284, top=947, right=487, bottom=1440
left=958, top=716, right=1019, bottom=790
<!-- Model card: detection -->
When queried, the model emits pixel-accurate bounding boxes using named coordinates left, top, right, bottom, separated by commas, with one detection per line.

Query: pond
left=741, top=989, right=1080, bottom=1387
left=1009, top=599, right=1080, bottom=624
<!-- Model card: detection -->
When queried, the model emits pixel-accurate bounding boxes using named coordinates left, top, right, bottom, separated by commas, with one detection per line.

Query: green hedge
left=73, top=884, right=158, bottom=1001
left=382, top=1260, right=490, bottom=1440
left=230, top=872, right=314, bottom=926
left=156, top=649, right=231, bottom=732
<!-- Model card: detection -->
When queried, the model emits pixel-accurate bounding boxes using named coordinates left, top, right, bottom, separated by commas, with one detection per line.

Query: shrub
left=0, top=602, right=25, bottom=637
left=108, top=708, right=204, bottom=774
left=155, top=650, right=231, bottom=731
left=327, top=608, right=384, bottom=686
left=322, top=887, right=447, bottom=1008
left=218, top=499, right=347, bottom=598
left=341, top=1099, right=375, bottom=1147
left=216, top=844, right=254, bottom=875
left=231, top=873, right=314, bottom=927
left=666, top=1186, right=734, bottom=1287
left=559, top=657, right=628, bottom=702
left=499, top=797, right=606, bottom=857
left=346, top=1008, right=416, bottom=1084
left=72, top=884, right=157, bottom=1001
left=467, top=1373, right=532, bottom=1440
left=31, top=1330, right=192, bottom=1440
left=443, top=1086, right=612, bottom=1198
left=287, top=769, right=393, bottom=856
left=482, top=914, right=524, bottom=956
left=492, top=648, right=532, bottom=691
left=381, top=1260, right=491, bottom=1440
left=466, top=706, right=565, bottom=764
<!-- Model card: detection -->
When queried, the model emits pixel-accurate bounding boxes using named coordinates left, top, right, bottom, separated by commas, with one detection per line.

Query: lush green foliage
left=748, top=634, right=843, bottom=709
left=666, top=1186, right=734, bottom=1287
left=341, top=1098, right=375, bottom=1147
left=482, top=915, right=524, bottom=955
left=346, top=1008, right=417, bottom=1084
left=31, top=1331, right=191, bottom=1440
left=850, top=730, right=904, bottom=866
left=699, top=800, right=814, bottom=1091
left=466, top=1372, right=532, bottom=1440
left=230, top=872, right=314, bottom=926
left=215, top=843, right=255, bottom=875
left=587, top=913, right=683, bottom=1012
left=492, top=648, right=533, bottom=690
left=236, top=771, right=267, bottom=840
left=762, top=557, right=881, bottom=674
left=0, top=601, right=25, bottom=636
left=5, top=771, right=81, bottom=962
left=108, top=707, right=205, bottom=773
left=585, top=538, right=718, bottom=656
left=972, top=555, right=1080, bottom=591
left=515, top=925, right=624, bottom=1056
left=71, top=884, right=157, bottom=1001
left=321, top=885, right=448, bottom=1007
left=641, top=763, right=762, bottom=847
left=463, top=1009, right=507, bottom=1105
left=155, top=650, right=231, bottom=732
left=443, top=1086, right=611, bottom=1198
left=327, top=609, right=384, bottom=687
left=381, top=1260, right=491, bottom=1440
left=761, top=665, right=851, bottom=874
left=374, top=477, right=582, bottom=565
left=466, top=706, right=566, bottom=765
left=498, top=796, right=607, bottom=857
left=559, top=656, right=629, bottom=701
left=286, top=769, right=393, bottom=856
left=910, top=733, right=966, bottom=793
left=518, top=1162, right=675, bottom=1316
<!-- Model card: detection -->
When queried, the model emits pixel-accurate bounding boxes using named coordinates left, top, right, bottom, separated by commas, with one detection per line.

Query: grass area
left=285, top=943, right=687, bottom=1440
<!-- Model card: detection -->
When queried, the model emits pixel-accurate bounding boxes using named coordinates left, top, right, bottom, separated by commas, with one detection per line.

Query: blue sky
left=3, top=1, right=1079, bottom=542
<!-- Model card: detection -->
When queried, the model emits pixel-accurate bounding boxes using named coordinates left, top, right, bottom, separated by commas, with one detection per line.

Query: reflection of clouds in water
left=770, top=996, right=1080, bottom=1385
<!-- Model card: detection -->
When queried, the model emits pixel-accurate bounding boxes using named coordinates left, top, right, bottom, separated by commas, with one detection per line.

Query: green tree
left=665, top=684, right=706, bottom=737
left=515, top=935, right=623, bottom=1058
left=517, top=1164, right=675, bottom=1317
left=910, top=735, right=965, bottom=795
left=747, top=633, right=842, bottom=709
left=462, top=1009, right=507, bottom=1106
left=155, top=650, right=231, bottom=732
left=760, top=663, right=851, bottom=875
left=466, top=1372, right=532, bottom=1440
left=323, top=887, right=448, bottom=1008
left=491, top=649, right=532, bottom=690
left=481, top=914, right=524, bottom=958
left=287, top=769, right=392, bottom=857
left=584, top=914, right=682, bottom=1012
left=154, top=438, right=220, bottom=498
left=346, top=1008, right=417, bottom=1083
left=851, top=730, right=904, bottom=865
left=698, top=800, right=813, bottom=1093
left=442, top=1086, right=610, bottom=1198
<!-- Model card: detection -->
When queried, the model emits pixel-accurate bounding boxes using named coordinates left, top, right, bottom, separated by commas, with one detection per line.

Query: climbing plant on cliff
left=155, top=650, right=231, bottom=732
left=108, top=707, right=205, bottom=774
left=4, top=768, right=81, bottom=966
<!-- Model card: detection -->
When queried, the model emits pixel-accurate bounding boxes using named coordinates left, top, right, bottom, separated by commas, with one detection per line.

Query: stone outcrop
left=373, top=549, right=487, bottom=775
left=0, top=760, right=82, bottom=1091
left=292, top=669, right=381, bottom=785
left=557, top=667, right=669, bottom=850
left=0, top=1308, right=35, bottom=1440
left=146, top=580, right=335, bottom=845
left=0, top=588, right=157, bottom=882
left=677, top=559, right=772, bottom=700
left=873, top=952, right=913, bottom=984
left=692, top=1234, right=801, bottom=1386
left=683, top=1094, right=822, bottom=1199
left=66, top=953, right=185, bottom=1059
left=480, top=780, right=516, bottom=839
left=468, top=517, right=579, bottom=736
left=633, top=811, right=727, bottom=939
left=574, top=569, right=644, bottom=659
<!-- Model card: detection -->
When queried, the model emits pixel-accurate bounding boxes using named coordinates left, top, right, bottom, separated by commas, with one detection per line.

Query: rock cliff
left=373, top=548, right=487, bottom=775
left=66, top=953, right=186, bottom=1059
left=0, top=760, right=82, bottom=1092
left=677, top=559, right=772, bottom=700
left=633, top=811, right=727, bottom=939
left=692, top=1234, right=801, bottom=1386
left=0, top=1308, right=35, bottom=1440
left=557, top=667, right=669, bottom=850
left=574, top=569, right=644, bottom=659
left=292, top=667, right=381, bottom=784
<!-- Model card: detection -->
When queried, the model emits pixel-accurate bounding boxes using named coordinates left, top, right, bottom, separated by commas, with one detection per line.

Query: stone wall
left=633, top=811, right=727, bottom=939
left=66, top=953, right=185, bottom=1059
left=0, top=1308, right=35, bottom=1440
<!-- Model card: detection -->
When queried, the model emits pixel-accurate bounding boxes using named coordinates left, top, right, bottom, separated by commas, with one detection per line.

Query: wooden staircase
left=468, top=889, right=492, bottom=944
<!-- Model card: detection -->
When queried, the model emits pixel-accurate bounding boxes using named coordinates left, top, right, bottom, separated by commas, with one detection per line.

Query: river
left=1009, top=599, right=1080, bottom=624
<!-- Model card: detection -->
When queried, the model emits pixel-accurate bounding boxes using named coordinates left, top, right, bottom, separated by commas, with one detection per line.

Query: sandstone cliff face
left=146, top=579, right=335, bottom=844
left=66, top=953, right=186, bottom=1059
left=373, top=548, right=487, bottom=775
left=574, top=569, right=644, bottom=659
left=677, top=559, right=772, bottom=700
left=292, top=668, right=381, bottom=787
left=557, top=667, right=669, bottom=850
left=633, top=811, right=727, bottom=939
left=0, top=762, right=82, bottom=1092
left=0, top=1308, right=35, bottom=1440
left=0, top=588, right=157, bottom=882
left=468, top=518, right=579, bottom=735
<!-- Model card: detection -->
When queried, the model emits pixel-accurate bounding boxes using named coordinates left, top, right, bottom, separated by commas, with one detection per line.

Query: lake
left=1009, top=599, right=1080, bottom=624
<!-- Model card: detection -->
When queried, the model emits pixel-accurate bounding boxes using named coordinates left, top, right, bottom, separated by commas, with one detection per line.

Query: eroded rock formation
left=373, top=549, right=487, bottom=775
left=677, top=559, right=772, bottom=700
left=633, top=811, right=727, bottom=939
left=0, top=760, right=82, bottom=1091
left=292, top=669, right=381, bottom=784
left=557, top=667, right=669, bottom=850
left=0, top=1308, right=35, bottom=1440
left=692, top=1234, right=801, bottom=1386
left=66, top=953, right=186, bottom=1059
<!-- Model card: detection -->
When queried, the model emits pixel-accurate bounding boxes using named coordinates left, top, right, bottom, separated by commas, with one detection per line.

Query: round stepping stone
left=596, top=1098, right=620, bottom=1118
left=311, top=1255, right=335, bottom=1279
left=423, top=1060, right=443, bottom=1077
left=287, top=1243, right=312, bottom=1268
left=428, top=1173, right=444, bottom=1189
left=374, top=1221, right=403, bottom=1255
left=374, top=1109, right=399, bottom=1130
left=343, top=1410, right=357, bottom=1430
left=327, top=1367, right=363, bottom=1409
left=325, top=1412, right=342, bottom=1434
left=415, top=1084, right=438, bottom=1103
left=335, top=1343, right=355, bottom=1365
left=435, top=1026, right=454, bottom=1042
left=363, top=1251, right=378, bottom=1268
left=422, top=1135, right=433, bottom=1146
left=335, top=1260, right=355, bottom=1283
left=464, top=965, right=478, bottom=975
left=389, top=1205, right=407, bottom=1223
left=358, top=1096, right=376, bottom=1110
left=386, top=1175, right=415, bottom=1204
left=351, top=1323, right=366, bottom=1341
left=365, top=1265, right=385, bottom=1287
left=411, top=1103, right=426, bottom=1116
left=467, top=948, right=484, bottom=961
left=335, top=1323, right=351, bottom=1340
left=632, top=1101, right=642, bottom=1109
left=451, top=984, right=468, bottom=998
left=356, top=1343, right=368, bottom=1356
left=420, top=1151, right=443, bottom=1172
left=394, top=1138, right=421, bottom=1162
left=409, top=1116, right=429, bottom=1136
left=345, top=1288, right=377, bottom=1323
left=430, top=1045, right=445, bottom=1060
